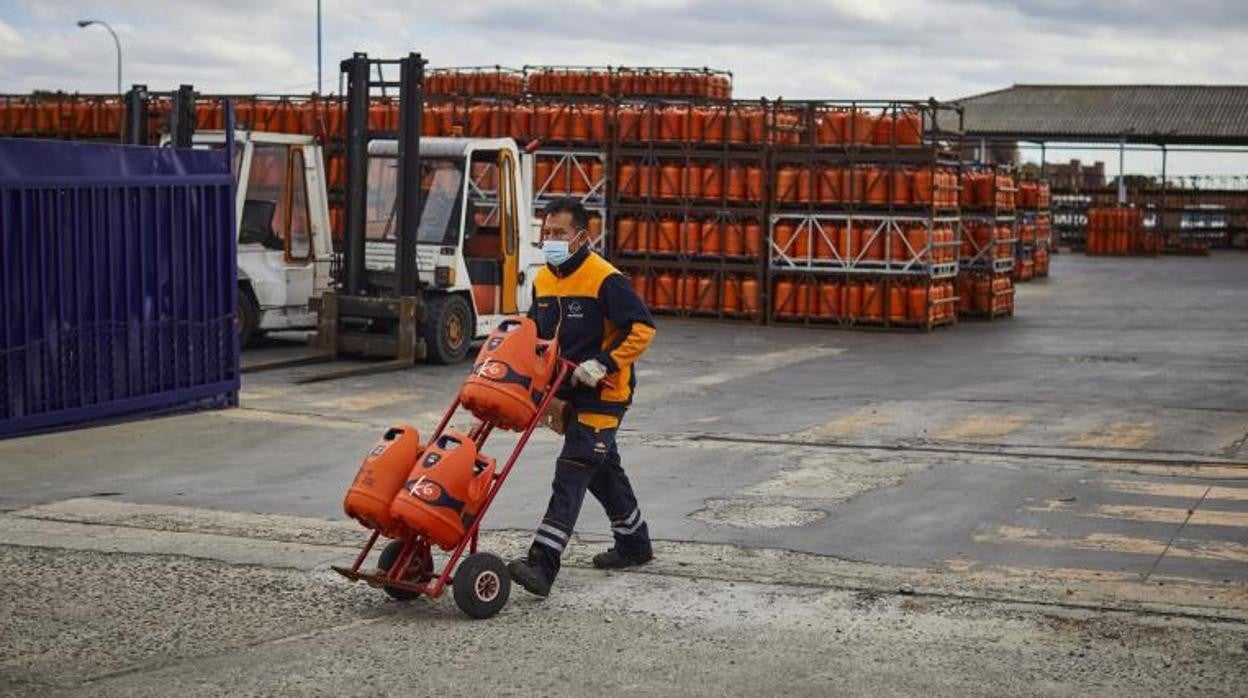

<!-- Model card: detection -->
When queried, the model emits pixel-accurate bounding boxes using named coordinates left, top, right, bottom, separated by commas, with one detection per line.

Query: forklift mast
left=340, top=51, right=426, bottom=297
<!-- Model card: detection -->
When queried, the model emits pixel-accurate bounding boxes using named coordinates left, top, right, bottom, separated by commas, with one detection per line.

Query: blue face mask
left=542, top=240, right=571, bottom=266
left=543, top=230, right=585, bottom=266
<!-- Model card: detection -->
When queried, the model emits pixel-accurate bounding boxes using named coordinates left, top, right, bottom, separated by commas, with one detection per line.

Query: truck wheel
left=453, top=552, right=510, bottom=619
left=237, top=287, right=259, bottom=350
left=422, top=294, right=473, bottom=364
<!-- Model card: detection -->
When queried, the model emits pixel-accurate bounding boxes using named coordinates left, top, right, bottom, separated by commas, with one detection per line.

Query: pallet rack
left=608, top=100, right=770, bottom=323
left=765, top=100, right=964, bottom=330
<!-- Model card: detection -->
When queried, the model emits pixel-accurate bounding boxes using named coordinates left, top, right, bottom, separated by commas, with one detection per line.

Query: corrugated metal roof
left=954, top=85, right=1248, bottom=145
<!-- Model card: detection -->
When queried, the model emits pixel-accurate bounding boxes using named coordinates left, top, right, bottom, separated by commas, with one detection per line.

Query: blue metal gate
left=0, top=137, right=238, bottom=438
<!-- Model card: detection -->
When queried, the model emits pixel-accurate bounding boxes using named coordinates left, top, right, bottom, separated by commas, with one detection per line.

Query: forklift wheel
left=237, top=288, right=259, bottom=350
left=377, top=539, right=427, bottom=601
left=423, top=294, right=473, bottom=364
left=453, top=552, right=510, bottom=619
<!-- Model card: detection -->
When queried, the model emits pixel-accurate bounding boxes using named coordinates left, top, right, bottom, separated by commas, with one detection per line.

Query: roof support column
left=1117, top=136, right=1126, bottom=205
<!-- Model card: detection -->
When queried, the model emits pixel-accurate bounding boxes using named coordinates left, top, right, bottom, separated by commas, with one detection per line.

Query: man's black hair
left=543, top=197, right=590, bottom=232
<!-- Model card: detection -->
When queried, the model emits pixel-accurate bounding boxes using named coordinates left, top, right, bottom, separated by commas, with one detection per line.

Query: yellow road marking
left=974, top=525, right=1248, bottom=562
left=935, top=414, right=1029, bottom=441
left=309, top=388, right=416, bottom=412
left=803, top=407, right=892, bottom=439
left=1096, top=505, right=1248, bottom=528
left=1103, top=480, right=1248, bottom=502
left=1069, top=421, right=1155, bottom=449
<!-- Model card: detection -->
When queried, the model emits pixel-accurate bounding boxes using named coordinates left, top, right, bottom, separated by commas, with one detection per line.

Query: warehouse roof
left=954, top=85, right=1248, bottom=145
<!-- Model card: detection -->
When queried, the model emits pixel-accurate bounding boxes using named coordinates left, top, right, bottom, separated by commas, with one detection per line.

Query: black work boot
left=507, top=553, right=553, bottom=597
left=592, top=546, right=654, bottom=570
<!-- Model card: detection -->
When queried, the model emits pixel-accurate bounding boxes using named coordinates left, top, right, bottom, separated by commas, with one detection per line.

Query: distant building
left=1045, top=159, right=1106, bottom=190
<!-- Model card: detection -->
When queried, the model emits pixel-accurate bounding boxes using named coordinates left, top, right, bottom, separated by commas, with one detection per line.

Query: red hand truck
left=333, top=358, right=582, bottom=619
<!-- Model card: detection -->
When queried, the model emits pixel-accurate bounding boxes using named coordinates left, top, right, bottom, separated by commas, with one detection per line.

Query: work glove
left=572, top=358, right=608, bottom=388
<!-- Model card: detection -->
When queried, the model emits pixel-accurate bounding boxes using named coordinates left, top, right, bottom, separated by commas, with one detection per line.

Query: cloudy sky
left=3, top=1, right=1247, bottom=174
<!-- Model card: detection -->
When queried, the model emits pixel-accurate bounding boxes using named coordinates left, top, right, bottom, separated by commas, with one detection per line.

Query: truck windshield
left=366, top=157, right=464, bottom=245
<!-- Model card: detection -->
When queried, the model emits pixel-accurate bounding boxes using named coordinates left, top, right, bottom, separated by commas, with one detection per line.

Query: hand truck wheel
left=377, top=539, right=431, bottom=601
left=453, top=552, right=511, bottom=619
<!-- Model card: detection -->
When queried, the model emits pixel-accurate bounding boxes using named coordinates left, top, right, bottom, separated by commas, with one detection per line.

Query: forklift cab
left=364, top=138, right=539, bottom=336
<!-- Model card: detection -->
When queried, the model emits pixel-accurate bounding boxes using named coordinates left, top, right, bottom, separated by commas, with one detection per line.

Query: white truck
left=197, top=130, right=545, bottom=362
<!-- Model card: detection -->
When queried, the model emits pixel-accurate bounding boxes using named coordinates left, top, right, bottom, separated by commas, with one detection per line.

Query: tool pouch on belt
left=540, top=397, right=572, bottom=435
left=459, top=317, right=558, bottom=431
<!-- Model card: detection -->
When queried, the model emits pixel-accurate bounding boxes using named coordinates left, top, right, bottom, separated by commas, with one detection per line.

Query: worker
left=507, top=197, right=657, bottom=598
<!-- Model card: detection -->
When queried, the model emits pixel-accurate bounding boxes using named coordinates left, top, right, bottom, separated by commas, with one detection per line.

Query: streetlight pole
left=317, top=0, right=323, bottom=94
left=77, top=19, right=122, bottom=95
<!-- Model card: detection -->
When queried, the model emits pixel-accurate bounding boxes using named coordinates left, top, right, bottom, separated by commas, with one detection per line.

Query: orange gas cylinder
left=702, top=106, right=725, bottom=142
left=747, top=109, right=766, bottom=144
left=679, top=274, right=698, bottom=310
left=390, top=432, right=496, bottom=550
left=815, top=224, right=836, bottom=260
left=589, top=161, right=605, bottom=194
left=588, top=105, right=607, bottom=141
left=507, top=105, right=530, bottom=140
left=617, top=106, right=641, bottom=142
left=908, top=285, right=928, bottom=321
left=746, top=165, right=765, bottom=202
left=776, top=166, right=799, bottom=203
left=696, top=275, right=718, bottom=312
left=974, top=277, right=991, bottom=310
left=773, top=279, right=796, bottom=318
left=744, top=222, right=763, bottom=258
left=845, top=168, right=867, bottom=204
left=635, top=219, right=653, bottom=253
left=848, top=110, right=875, bottom=144
left=846, top=281, right=864, bottom=319
left=873, top=113, right=896, bottom=146
left=862, top=227, right=884, bottom=262
left=535, top=158, right=555, bottom=194
left=864, top=168, right=889, bottom=205
left=344, top=423, right=423, bottom=537
left=616, top=162, right=638, bottom=198
left=659, top=163, right=682, bottom=199
left=774, top=221, right=797, bottom=258
left=722, top=221, right=743, bottom=257
left=838, top=224, right=858, bottom=260
left=741, top=278, right=760, bottom=316
left=792, top=280, right=812, bottom=317
left=818, top=110, right=847, bottom=144
left=888, top=284, right=907, bottom=323
left=685, top=163, right=703, bottom=200
left=726, top=163, right=747, bottom=200
left=681, top=219, right=701, bottom=256
left=659, top=106, right=686, bottom=142
left=722, top=275, right=743, bottom=314
left=701, top=162, right=724, bottom=200
left=616, top=216, right=637, bottom=253
left=657, top=219, right=680, bottom=253
left=820, top=166, right=843, bottom=203
left=906, top=225, right=930, bottom=264
left=818, top=280, right=842, bottom=319
left=862, top=282, right=883, bottom=321
left=911, top=169, right=933, bottom=205
left=688, top=108, right=707, bottom=143
left=727, top=109, right=749, bottom=143
left=796, top=166, right=815, bottom=204
left=654, top=272, right=677, bottom=310
left=700, top=219, right=722, bottom=256
left=636, top=163, right=654, bottom=199
left=460, top=317, right=557, bottom=431
left=892, top=168, right=912, bottom=205
left=467, top=105, right=490, bottom=136
left=896, top=111, right=922, bottom=145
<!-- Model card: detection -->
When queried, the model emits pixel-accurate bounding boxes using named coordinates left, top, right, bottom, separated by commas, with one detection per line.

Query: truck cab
left=360, top=137, right=545, bottom=360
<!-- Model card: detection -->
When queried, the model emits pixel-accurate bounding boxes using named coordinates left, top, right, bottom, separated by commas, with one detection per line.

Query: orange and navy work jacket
left=529, top=246, right=656, bottom=418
